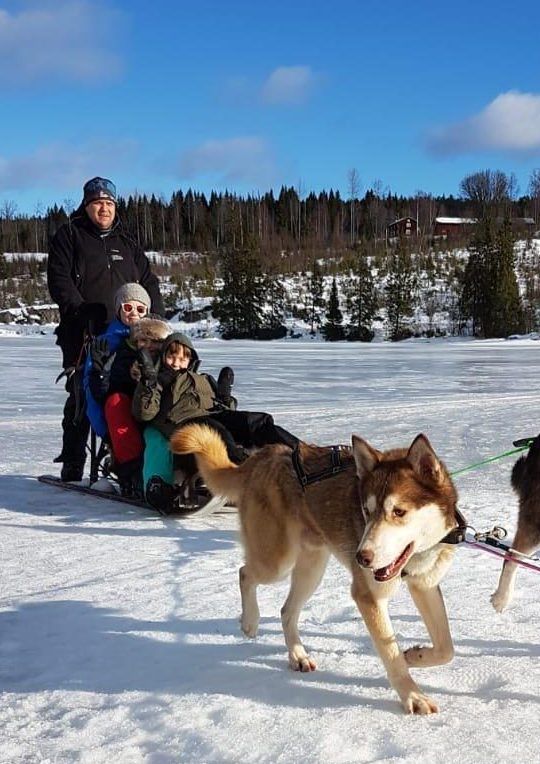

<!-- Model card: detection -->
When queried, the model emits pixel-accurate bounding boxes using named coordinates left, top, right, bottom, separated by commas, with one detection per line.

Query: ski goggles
left=121, top=303, right=147, bottom=315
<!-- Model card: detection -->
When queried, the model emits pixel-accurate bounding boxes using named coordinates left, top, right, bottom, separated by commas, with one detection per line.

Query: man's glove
left=90, top=338, right=112, bottom=372
left=137, top=348, right=160, bottom=386
left=77, top=302, right=107, bottom=332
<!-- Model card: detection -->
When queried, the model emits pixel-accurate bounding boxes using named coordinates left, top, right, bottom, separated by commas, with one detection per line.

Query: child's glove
left=90, top=338, right=112, bottom=372
left=157, top=366, right=178, bottom=388
left=137, top=349, right=159, bottom=386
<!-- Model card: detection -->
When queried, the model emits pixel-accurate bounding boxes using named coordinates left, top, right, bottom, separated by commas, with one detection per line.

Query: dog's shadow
left=0, top=600, right=399, bottom=714
left=4, top=600, right=537, bottom=716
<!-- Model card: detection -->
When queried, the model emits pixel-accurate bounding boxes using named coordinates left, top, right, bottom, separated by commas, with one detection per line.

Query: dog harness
left=291, top=444, right=352, bottom=489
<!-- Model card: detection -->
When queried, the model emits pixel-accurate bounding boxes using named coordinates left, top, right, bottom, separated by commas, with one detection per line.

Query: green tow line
left=450, top=438, right=535, bottom=477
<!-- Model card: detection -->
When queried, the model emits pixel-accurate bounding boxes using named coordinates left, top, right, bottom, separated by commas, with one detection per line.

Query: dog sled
left=39, top=426, right=235, bottom=517
left=40, top=346, right=237, bottom=517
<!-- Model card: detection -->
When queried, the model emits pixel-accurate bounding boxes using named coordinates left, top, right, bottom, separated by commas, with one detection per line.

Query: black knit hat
left=83, top=176, right=117, bottom=205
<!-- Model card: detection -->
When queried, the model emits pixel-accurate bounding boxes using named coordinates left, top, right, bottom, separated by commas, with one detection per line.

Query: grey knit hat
left=114, top=282, right=151, bottom=315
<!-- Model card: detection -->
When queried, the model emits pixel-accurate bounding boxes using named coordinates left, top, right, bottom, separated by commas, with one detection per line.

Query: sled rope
left=445, top=437, right=540, bottom=572
left=461, top=525, right=540, bottom=574
left=450, top=443, right=532, bottom=478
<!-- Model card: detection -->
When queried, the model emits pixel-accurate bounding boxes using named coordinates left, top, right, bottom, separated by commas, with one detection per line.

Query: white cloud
left=0, top=140, right=137, bottom=193
left=260, top=66, right=316, bottom=105
left=426, top=91, right=540, bottom=155
left=0, top=0, right=125, bottom=86
left=176, top=137, right=278, bottom=187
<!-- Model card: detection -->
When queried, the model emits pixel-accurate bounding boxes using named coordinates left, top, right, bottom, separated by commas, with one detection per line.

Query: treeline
left=211, top=171, right=540, bottom=340
left=210, top=231, right=536, bottom=342
left=1, top=167, right=540, bottom=255
left=1, top=230, right=538, bottom=340
left=1, top=170, right=540, bottom=340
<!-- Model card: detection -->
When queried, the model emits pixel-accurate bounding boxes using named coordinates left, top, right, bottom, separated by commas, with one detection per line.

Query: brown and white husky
left=491, top=437, right=540, bottom=612
left=171, top=424, right=460, bottom=714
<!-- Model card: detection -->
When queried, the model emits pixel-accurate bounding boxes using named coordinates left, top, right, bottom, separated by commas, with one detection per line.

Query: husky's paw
left=403, top=691, right=439, bottom=715
left=288, top=648, right=317, bottom=672
left=240, top=614, right=259, bottom=638
left=490, top=590, right=510, bottom=613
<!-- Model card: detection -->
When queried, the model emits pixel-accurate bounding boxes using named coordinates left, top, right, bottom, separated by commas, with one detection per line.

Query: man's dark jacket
left=47, top=209, right=164, bottom=366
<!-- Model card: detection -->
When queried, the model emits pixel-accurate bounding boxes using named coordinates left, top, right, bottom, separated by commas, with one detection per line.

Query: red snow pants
left=104, top=393, right=144, bottom=464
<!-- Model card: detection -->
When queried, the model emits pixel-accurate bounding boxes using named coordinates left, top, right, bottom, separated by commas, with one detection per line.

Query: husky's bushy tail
left=170, top=423, right=242, bottom=502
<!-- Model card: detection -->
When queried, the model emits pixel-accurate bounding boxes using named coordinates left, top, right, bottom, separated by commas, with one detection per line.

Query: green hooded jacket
left=132, top=332, right=220, bottom=438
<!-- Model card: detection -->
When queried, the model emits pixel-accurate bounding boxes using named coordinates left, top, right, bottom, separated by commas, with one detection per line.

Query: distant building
left=386, top=217, right=418, bottom=239
left=432, top=217, right=477, bottom=238
left=433, top=216, right=536, bottom=238
left=496, top=217, right=536, bottom=233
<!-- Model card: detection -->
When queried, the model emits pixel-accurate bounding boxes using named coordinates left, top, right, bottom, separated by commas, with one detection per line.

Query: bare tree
left=294, top=179, right=305, bottom=241
left=528, top=168, right=540, bottom=224
left=459, top=169, right=516, bottom=219
left=347, top=168, right=361, bottom=244
left=1, top=200, right=19, bottom=250
left=159, top=193, right=167, bottom=251
left=63, top=197, right=76, bottom=215
left=34, top=201, right=44, bottom=252
left=1, top=200, right=18, bottom=219
left=368, top=179, right=388, bottom=239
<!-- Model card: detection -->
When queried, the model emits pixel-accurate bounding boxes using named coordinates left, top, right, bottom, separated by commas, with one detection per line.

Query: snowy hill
left=3, top=238, right=540, bottom=339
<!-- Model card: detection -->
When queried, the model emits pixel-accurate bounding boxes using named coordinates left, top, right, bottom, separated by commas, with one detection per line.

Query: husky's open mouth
left=374, top=543, right=414, bottom=582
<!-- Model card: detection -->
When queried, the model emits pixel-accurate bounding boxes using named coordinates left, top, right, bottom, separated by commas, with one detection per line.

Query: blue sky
left=2, top=0, right=540, bottom=214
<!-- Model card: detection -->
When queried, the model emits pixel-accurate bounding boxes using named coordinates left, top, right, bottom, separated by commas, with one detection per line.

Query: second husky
left=491, top=436, right=540, bottom=612
left=171, top=424, right=460, bottom=714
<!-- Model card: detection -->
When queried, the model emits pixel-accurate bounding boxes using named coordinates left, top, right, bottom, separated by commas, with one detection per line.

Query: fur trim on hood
left=130, top=317, right=172, bottom=344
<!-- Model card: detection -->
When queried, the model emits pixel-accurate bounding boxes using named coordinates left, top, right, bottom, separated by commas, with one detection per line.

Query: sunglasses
left=121, top=303, right=147, bottom=315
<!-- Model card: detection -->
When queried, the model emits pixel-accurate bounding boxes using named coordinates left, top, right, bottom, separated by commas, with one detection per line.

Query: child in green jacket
left=132, top=332, right=299, bottom=512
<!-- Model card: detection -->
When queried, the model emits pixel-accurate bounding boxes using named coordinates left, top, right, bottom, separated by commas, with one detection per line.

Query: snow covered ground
left=1, top=333, right=540, bottom=763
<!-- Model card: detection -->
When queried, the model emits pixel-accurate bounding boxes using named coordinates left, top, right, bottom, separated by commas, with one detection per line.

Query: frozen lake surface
left=1, top=333, right=539, bottom=763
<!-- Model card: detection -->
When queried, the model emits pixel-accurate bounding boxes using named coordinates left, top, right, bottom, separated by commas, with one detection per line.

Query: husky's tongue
left=374, top=543, right=414, bottom=582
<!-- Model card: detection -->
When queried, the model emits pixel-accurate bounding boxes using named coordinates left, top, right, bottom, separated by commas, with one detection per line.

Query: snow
left=2, top=252, right=48, bottom=261
left=1, top=334, right=540, bottom=763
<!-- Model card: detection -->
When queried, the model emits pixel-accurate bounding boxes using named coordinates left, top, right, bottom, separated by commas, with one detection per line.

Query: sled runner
left=37, top=473, right=234, bottom=517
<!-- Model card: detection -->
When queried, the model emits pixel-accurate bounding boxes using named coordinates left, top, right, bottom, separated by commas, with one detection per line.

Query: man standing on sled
left=47, top=176, right=164, bottom=482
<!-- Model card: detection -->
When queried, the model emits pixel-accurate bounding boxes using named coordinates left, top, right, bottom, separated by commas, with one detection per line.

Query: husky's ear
left=352, top=435, right=381, bottom=480
left=407, top=434, right=443, bottom=485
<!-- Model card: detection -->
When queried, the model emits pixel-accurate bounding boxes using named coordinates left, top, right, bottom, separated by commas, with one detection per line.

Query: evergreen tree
left=344, top=248, right=377, bottom=341
left=322, top=278, right=345, bottom=341
left=460, top=218, right=525, bottom=337
left=213, top=245, right=266, bottom=338
left=385, top=239, right=417, bottom=340
left=263, top=273, right=286, bottom=330
left=490, top=218, right=525, bottom=336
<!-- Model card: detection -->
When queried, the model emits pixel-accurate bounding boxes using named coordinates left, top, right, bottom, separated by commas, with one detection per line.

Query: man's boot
left=60, top=463, right=84, bottom=482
